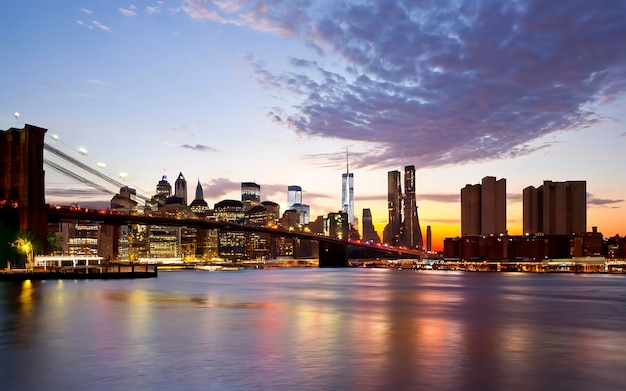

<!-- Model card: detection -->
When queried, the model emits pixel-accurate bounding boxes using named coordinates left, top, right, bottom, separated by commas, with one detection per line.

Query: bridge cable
left=44, top=143, right=151, bottom=202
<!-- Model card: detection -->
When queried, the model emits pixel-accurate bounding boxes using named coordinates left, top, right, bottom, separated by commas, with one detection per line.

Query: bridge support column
left=318, top=241, right=348, bottom=267
left=0, top=124, right=48, bottom=251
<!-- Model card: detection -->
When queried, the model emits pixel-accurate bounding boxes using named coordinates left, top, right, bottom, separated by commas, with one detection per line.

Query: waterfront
left=1, top=269, right=626, bottom=391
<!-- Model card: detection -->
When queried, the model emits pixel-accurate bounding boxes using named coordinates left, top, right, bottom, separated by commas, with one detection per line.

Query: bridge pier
left=0, top=124, right=48, bottom=251
left=318, top=241, right=348, bottom=267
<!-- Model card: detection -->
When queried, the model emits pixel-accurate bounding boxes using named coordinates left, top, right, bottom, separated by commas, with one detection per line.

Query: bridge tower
left=0, top=124, right=48, bottom=249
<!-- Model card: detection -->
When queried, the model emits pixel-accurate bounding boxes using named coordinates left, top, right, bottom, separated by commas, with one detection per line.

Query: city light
left=11, top=237, right=34, bottom=270
left=96, top=162, right=106, bottom=168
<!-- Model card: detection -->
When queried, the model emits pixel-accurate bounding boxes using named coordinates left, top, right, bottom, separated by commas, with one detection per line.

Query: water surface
left=1, top=269, right=625, bottom=390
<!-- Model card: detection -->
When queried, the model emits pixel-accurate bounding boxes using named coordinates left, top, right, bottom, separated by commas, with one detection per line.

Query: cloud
left=119, top=6, right=137, bottom=16
left=181, top=144, right=219, bottom=152
left=202, top=177, right=240, bottom=200
left=77, top=20, right=93, bottom=29
left=80, top=9, right=93, bottom=15
left=196, top=0, right=626, bottom=170
left=146, top=6, right=162, bottom=15
left=92, top=21, right=112, bottom=33
left=588, top=194, right=623, bottom=207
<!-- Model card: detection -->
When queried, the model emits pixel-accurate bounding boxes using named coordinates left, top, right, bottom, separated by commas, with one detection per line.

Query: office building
left=189, top=180, right=209, bottom=216
left=287, top=185, right=302, bottom=208
left=341, top=149, right=355, bottom=228
left=461, top=183, right=481, bottom=236
left=523, top=180, right=586, bottom=235
left=426, top=226, right=432, bottom=252
left=242, top=182, right=261, bottom=211
left=174, top=172, right=187, bottom=206
left=402, top=165, right=423, bottom=248
left=384, top=170, right=402, bottom=245
left=461, top=176, right=506, bottom=236
left=481, top=176, right=507, bottom=235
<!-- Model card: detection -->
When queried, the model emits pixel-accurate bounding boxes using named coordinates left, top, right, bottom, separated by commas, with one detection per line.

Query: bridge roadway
left=47, top=205, right=422, bottom=267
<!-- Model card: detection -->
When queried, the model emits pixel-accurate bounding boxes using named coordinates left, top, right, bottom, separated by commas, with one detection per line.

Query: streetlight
left=11, top=238, right=34, bottom=270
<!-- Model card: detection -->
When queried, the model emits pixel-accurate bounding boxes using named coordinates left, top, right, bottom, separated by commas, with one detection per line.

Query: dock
left=0, top=263, right=158, bottom=281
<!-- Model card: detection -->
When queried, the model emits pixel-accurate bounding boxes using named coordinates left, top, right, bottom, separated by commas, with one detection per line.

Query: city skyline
left=2, top=1, right=626, bottom=250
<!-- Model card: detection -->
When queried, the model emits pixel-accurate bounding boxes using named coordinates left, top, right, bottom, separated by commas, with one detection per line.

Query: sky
left=2, top=0, right=626, bottom=251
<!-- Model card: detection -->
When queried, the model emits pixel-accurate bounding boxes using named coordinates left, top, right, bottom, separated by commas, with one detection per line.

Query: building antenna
left=346, top=147, right=349, bottom=174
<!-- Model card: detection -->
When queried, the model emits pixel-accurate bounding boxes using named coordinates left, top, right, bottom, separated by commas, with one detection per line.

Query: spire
left=346, top=147, right=349, bottom=174
left=195, top=179, right=204, bottom=201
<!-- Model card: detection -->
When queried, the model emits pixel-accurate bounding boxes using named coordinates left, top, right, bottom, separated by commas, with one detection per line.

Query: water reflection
left=1, top=270, right=626, bottom=390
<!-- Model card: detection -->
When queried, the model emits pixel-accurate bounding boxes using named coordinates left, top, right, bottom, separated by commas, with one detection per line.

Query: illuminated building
left=288, top=185, right=302, bottom=208
left=58, top=222, right=100, bottom=256
left=111, top=186, right=138, bottom=212
left=189, top=180, right=209, bottom=216
left=461, top=176, right=506, bottom=236
left=242, top=182, right=261, bottom=211
left=261, top=201, right=280, bottom=226
left=523, top=180, right=586, bottom=235
left=244, top=205, right=271, bottom=259
left=341, top=151, right=355, bottom=227
left=383, top=170, right=402, bottom=245
left=361, top=208, right=380, bottom=243
left=214, top=200, right=245, bottom=260
left=326, top=212, right=349, bottom=240
left=150, top=173, right=172, bottom=208
left=175, top=172, right=187, bottom=206
left=291, top=203, right=310, bottom=224
left=402, top=165, right=423, bottom=248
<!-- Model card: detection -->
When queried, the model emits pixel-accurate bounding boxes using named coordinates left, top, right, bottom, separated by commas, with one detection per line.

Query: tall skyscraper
left=341, top=150, right=355, bottom=227
left=383, top=170, right=402, bottom=245
left=461, top=183, right=481, bottom=236
left=523, top=180, right=586, bottom=235
left=175, top=172, right=187, bottom=205
left=481, top=176, right=507, bottom=235
left=426, top=226, right=432, bottom=252
left=242, top=182, right=261, bottom=211
left=402, top=165, right=423, bottom=249
left=461, top=176, right=506, bottom=236
left=287, top=185, right=302, bottom=208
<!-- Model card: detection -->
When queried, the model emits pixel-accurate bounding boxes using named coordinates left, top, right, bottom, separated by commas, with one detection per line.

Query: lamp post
left=11, top=238, right=34, bottom=270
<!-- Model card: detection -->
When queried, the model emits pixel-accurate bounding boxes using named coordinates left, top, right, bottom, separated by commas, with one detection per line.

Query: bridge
left=1, top=124, right=423, bottom=267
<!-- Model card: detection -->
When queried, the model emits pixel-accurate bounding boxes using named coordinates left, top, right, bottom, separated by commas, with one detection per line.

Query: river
left=1, top=269, right=626, bottom=391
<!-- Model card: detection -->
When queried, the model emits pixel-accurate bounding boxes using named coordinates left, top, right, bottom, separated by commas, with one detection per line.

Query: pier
left=0, top=263, right=158, bottom=281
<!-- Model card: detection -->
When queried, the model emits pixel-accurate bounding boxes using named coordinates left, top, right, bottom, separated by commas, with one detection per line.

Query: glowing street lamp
left=11, top=238, right=34, bottom=270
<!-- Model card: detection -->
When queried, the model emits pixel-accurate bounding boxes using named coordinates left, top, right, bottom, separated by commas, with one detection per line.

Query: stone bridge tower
left=0, top=124, right=48, bottom=249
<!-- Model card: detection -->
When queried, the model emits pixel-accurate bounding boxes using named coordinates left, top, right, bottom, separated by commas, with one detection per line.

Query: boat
left=194, top=265, right=222, bottom=271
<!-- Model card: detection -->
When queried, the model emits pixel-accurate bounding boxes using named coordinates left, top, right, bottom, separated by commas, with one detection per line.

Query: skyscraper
left=287, top=185, right=302, bottom=208
left=426, top=226, right=432, bottom=252
left=189, top=180, right=209, bottom=215
left=341, top=150, right=355, bottom=227
left=242, top=182, right=261, bottom=211
left=523, top=180, right=586, bottom=235
left=481, top=176, right=507, bottom=235
left=461, top=176, right=506, bottom=236
left=175, top=172, right=187, bottom=205
left=461, top=183, right=481, bottom=236
left=402, top=165, right=423, bottom=249
left=383, top=170, right=402, bottom=245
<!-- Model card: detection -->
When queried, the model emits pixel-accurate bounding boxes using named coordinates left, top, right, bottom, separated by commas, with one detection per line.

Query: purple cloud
left=181, top=144, right=219, bottom=152
left=194, top=0, right=626, bottom=169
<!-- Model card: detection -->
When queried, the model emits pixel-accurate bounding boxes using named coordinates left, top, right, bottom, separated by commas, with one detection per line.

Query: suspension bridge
left=1, top=124, right=423, bottom=267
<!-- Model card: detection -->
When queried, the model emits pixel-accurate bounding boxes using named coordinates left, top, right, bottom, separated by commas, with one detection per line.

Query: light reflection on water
left=1, top=269, right=626, bottom=390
